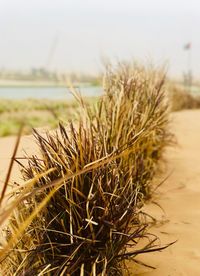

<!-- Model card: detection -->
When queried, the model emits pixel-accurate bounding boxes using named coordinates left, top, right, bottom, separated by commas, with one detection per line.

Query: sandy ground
left=129, top=109, right=200, bottom=275
left=0, top=110, right=200, bottom=275
left=0, top=132, right=40, bottom=187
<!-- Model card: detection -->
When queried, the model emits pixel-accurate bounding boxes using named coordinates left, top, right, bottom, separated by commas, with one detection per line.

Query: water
left=0, top=86, right=102, bottom=100
left=190, top=86, right=200, bottom=97
left=2, top=85, right=198, bottom=100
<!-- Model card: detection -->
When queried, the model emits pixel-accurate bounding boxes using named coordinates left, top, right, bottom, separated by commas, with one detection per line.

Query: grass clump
left=169, top=84, right=200, bottom=111
left=1, top=63, right=172, bottom=275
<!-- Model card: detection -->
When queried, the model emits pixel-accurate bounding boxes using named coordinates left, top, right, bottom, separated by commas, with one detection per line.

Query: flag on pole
left=183, top=42, right=191, bottom=50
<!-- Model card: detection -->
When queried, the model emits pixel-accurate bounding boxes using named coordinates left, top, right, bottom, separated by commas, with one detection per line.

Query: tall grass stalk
left=0, top=63, right=172, bottom=275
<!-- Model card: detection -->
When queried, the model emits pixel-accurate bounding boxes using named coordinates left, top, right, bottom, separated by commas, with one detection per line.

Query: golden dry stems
left=1, top=63, right=172, bottom=275
left=168, top=83, right=200, bottom=111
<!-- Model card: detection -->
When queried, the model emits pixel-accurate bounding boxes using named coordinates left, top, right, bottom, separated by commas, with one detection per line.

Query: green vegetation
left=0, top=98, right=96, bottom=137
left=0, top=63, right=173, bottom=275
left=0, top=82, right=199, bottom=138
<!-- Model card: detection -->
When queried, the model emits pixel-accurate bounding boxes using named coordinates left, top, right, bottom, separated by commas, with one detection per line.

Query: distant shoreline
left=0, top=80, right=96, bottom=88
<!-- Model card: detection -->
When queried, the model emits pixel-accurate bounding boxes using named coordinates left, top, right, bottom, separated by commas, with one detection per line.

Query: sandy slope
left=129, top=110, right=200, bottom=275
left=0, top=110, right=200, bottom=275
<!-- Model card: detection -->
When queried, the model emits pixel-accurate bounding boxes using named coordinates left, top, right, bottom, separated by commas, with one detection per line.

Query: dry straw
left=168, top=83, right=200, bottom=111
left=0, top=63, right=172, bottom=275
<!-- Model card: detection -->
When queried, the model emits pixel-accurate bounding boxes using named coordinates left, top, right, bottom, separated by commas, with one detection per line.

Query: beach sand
left=1, top=109, right=200, bottom=275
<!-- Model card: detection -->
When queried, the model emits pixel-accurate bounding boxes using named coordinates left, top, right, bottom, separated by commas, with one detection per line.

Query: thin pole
left=187, top=44, right=192, bottom=92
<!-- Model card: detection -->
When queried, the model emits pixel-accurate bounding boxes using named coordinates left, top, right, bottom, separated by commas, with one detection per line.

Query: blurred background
left=0, top=0, right=199, bottom=136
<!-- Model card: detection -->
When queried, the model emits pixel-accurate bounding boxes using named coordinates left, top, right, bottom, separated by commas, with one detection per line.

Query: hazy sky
left=0, top=0, right=199, bottom=77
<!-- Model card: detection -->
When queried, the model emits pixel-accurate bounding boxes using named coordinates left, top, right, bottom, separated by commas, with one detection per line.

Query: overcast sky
left=0, top=0, right=199, bottom=77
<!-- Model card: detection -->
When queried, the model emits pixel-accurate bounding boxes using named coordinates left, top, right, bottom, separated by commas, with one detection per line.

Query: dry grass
left=169, top=84, right=200, bottom=111
left=0, top=63, right=172, bottom=275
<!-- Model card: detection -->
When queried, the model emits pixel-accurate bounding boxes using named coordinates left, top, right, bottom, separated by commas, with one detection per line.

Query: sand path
left=0, top=110, right=200, bottom=275
left=130, top=109, right=200, bottom=275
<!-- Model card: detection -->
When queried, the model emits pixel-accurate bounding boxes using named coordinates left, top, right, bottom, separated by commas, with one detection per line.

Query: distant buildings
left=0, top=68, right=100, bottom=86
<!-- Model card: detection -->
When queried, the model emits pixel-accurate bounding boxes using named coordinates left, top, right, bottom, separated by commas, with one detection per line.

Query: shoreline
left=0, top=80, right=97, bottom=88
